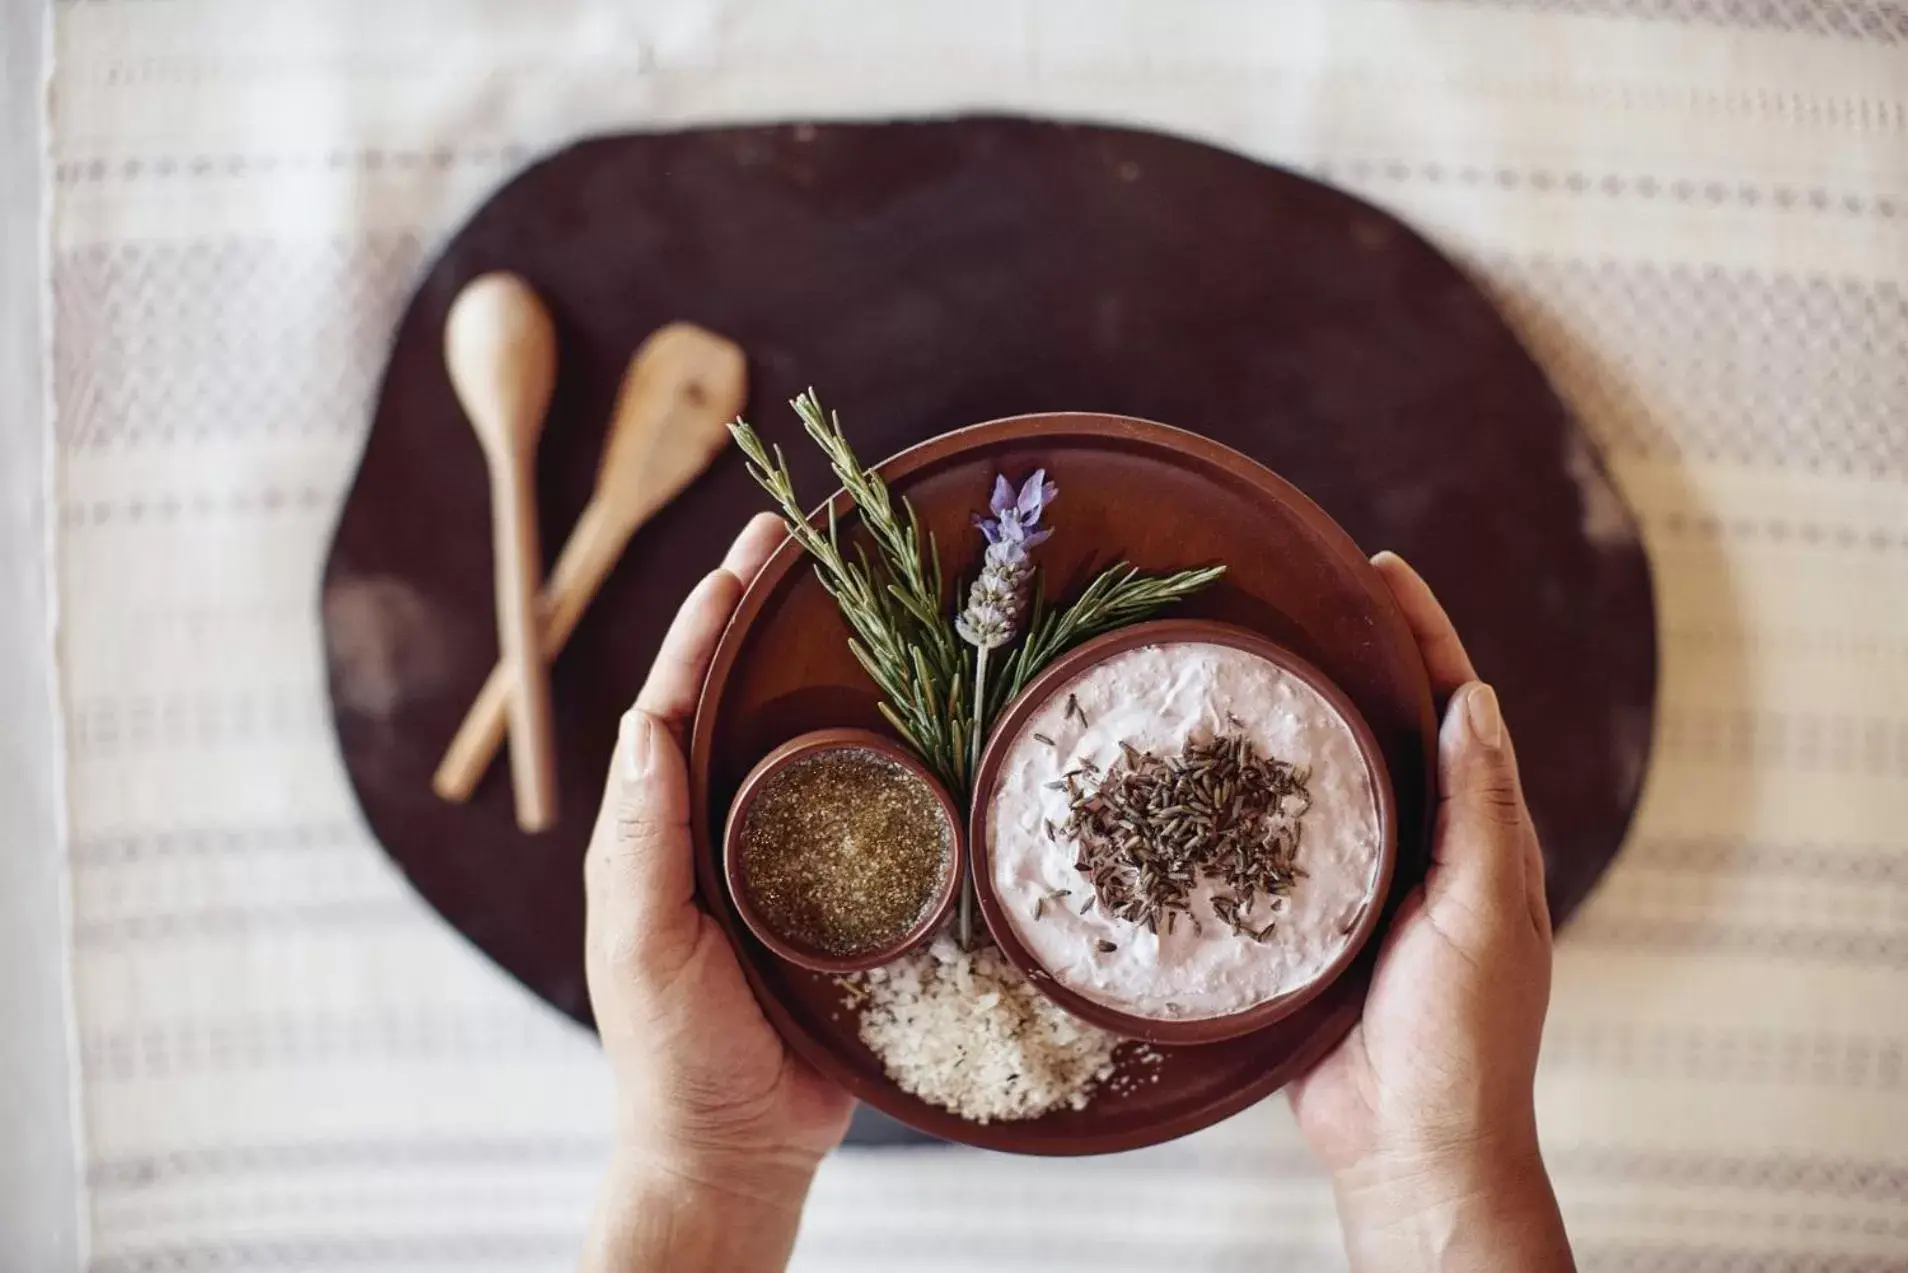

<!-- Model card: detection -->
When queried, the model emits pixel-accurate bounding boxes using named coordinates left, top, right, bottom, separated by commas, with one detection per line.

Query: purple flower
left=974, top=470, right=1056, bottom=542
left=958, top=471, right=1058, bottom=651
left=1009, top=470, right=1058, bottom=519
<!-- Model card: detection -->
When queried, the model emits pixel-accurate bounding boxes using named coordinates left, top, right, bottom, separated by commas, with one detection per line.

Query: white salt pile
left=848, top=937, right=1120, bottom=1123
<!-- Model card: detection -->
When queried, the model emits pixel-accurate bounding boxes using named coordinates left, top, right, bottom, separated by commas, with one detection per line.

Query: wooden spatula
left=444, top=272, right=560, bottom=832
left=433, top=322, right=747, bottom=803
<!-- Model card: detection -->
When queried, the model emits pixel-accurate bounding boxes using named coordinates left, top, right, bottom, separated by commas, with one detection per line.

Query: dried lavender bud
left=1059, top=731, right=1311, bottom=938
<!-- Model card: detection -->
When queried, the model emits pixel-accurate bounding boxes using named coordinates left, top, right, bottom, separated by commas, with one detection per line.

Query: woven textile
left=45, top=1, right=1908, bottom=1267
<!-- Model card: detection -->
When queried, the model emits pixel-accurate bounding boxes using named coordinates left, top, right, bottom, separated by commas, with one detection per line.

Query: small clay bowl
left=723, top=727, right=963, bottom=974
left=970, top=619, right=1398, bottom=1045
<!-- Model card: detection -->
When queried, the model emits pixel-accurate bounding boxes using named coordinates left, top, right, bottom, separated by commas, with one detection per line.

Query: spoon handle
left=434, top=496, right=625, bottom=803
left=489, top=457, right=558, bottom=831
left=434, top=324, right=743, bottom=804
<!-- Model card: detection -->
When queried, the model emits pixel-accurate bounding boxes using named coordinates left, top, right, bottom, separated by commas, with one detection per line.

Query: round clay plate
left=690, top=412, right=1436, bottom=1154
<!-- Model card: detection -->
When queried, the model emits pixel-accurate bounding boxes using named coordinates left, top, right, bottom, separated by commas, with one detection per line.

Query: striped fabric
left=43, top=0, right=1908, bottom=1268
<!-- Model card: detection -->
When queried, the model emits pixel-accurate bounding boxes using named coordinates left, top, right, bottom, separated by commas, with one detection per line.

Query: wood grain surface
left=321, top=115, right=1656, bottom=1145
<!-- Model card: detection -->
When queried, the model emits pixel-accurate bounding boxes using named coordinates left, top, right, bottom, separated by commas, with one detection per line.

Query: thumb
left=1426, top=682, right=1539, bottom=934
left=584, top=707, right=698, bottom=995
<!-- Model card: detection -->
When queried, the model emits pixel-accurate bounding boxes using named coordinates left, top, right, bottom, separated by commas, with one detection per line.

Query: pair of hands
left=581, top=513, right=1570, bottom=1271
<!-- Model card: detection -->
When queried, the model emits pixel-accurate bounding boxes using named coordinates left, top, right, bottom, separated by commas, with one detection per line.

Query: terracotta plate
left=689, top=412, right=1436, bottom=1154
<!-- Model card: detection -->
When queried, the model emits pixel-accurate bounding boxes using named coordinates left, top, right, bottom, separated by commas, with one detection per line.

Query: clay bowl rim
left=969, top=617, right=1400, bottom=1046
left=723, top=727, right=964, bottom=974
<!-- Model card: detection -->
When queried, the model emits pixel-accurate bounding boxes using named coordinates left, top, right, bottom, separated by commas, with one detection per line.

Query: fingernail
left=1465, top=683, right=1503, bottom=749
left=1371, top=550, right=1401, bottom=569
left=620, top=711, right=655, bottom=780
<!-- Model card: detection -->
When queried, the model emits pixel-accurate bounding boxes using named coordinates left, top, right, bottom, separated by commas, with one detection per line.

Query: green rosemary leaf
left=753, top=394, right=970, bottom=782
left=875, top=701, right=928, bottom=755
left=995, top=561, right=1227, bottom=711
left=732, top=402, right=1222, bottom=821
left=925, top=526, right=945, bottom=610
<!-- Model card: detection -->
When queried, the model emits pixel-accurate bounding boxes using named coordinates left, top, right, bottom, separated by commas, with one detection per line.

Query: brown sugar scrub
left=735, top=747, right=953, bottom=958
left=987, top=641, right=1383, bottom=1020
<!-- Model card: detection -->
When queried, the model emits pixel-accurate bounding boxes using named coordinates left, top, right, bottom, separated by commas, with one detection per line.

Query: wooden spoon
left=443, top=272, right=560, bottom=831
left=433, top=322, right=747, bottom=803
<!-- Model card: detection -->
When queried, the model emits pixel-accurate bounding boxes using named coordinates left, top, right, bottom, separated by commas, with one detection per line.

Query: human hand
left=1287, top=552, right=1572, bottom=1271
left=581, top=513, right=853, bottom=1273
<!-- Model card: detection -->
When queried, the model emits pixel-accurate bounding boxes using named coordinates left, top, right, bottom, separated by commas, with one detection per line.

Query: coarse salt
left=848, top=937, right=1120, bottom=1123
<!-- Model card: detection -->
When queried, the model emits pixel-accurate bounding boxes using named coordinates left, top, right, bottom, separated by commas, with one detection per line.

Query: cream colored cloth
left=48, top=1, right=1908, bottom=1268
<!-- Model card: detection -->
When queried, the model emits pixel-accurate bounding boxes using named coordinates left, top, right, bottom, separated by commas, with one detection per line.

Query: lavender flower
left=956, top=471, right=1056, bottom=650
left=954, top=469, right=1057, bottom=948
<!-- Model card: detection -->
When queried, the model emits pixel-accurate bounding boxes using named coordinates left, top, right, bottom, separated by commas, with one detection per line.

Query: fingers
left=1526, top=830, right=1553, bottom=943
left=585, top=708, right=698, bottom=990
left=1429, top=682, right=1545, bottom=940
left=1371, top=552, right=1478, bottom=699
left=1373, top=551, right=1554, bottom=942
left=723, top=511, right=788, bottom=584
left=636, top=572, right=742, bottom=732
left=587, top=515, right=786, bottom=1007
left=636, top=514, right=787, bottom=736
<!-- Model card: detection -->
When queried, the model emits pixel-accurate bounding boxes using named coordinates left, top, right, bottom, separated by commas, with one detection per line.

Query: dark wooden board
left=321, top=115, right=1656, bottom=1146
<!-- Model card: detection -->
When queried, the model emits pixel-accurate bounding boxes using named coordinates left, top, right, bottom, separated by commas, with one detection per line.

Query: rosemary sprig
left=986, top=561, right=1228, bottom=722
left=729, top=399, right=971, bottom=790
left=731, top=391, right=1228, bottom=954
left=789, top=393, right=966, bottom=688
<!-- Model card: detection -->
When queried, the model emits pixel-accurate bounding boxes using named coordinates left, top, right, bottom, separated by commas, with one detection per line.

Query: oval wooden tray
left=322, top=115, right=1657, bottom=1148
left=689, top=413, right=1436, bottom=1153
